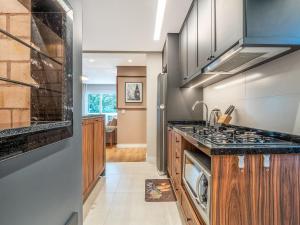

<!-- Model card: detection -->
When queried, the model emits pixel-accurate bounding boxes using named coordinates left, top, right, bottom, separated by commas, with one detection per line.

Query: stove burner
left=193, top=127, right=291, bottom=146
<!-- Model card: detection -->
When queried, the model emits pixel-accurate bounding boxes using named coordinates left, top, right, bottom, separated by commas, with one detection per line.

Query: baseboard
left=116, top=144, right=147, bottom=149
left=83, top=178, right=103, bottom=220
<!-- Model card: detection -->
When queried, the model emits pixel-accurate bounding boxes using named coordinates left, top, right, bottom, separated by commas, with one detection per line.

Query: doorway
left=82, top=53, right=147, bottom=163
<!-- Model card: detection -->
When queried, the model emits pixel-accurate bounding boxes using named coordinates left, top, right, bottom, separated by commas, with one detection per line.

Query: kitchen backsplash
left=203, top=50, right=300, bottom=135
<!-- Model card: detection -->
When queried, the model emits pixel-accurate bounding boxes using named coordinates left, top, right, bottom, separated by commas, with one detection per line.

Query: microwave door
left=185, top=163, right=202, bottom=200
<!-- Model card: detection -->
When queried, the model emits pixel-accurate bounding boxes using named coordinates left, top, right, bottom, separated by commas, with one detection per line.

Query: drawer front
left=172, top=178, right=182, bottom=201
left=175, top=157, right=181, bottom=175
left=175, top=145, right=181, bottom=159
left=175, top=133, right=182, bottom=144
left=181, top=190, right=202, bottom=225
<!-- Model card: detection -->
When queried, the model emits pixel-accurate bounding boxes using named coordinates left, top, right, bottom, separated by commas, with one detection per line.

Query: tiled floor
left=83, top=162, right=184, bottom=225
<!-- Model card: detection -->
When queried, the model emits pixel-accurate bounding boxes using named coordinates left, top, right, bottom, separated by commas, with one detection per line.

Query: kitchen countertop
left=0, top=121, right=72, bottom=139
left=82, top=114, right=105, bottom=119
left=169, top=121, right=300, bottom=155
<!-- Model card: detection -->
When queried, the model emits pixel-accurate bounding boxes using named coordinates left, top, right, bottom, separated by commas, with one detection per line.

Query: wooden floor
left=106, top=145, right=147, bottom=162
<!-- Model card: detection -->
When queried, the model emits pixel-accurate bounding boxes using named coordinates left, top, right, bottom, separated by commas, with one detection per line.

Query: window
left=102, top=94, right=117, bottom=113
left=87, top=93, right=117, bottom=122
left=88, top=94, right=101, bottom=114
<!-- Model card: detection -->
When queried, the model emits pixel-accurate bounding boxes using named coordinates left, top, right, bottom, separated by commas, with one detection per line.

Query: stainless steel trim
left=183, top=150, right=211, bottom=225
left=238, top=155, right=245, bottom=169
left=204, top=44, right=291, bottom=75
left=263, top=154, right=271, bottom=168
left=204, top=43, right=243, bottom=74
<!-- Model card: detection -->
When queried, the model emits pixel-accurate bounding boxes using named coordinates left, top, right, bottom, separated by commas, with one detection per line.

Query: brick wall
left=0, top=0, right=32, bottom=129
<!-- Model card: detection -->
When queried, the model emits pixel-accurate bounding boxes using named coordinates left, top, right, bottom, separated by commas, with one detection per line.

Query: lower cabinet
left=181, top=189, right=203, bottom=225
left=82, top=116, right=105, bottom=201
left=168, top=127, right=300, bottom=225
left=211, top=154, right=300, bottom=225
left=168, top=128, right=204, bottom=225
left=167, top=128, right=173, bottom=177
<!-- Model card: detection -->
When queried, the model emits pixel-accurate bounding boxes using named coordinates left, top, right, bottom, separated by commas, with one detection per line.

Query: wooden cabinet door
left=171, top=131, right=177, bottom=180
left=82, top=120, right=94, bottom=195
left=171, top=132, right=181, bottom=180
left=167, top=129, right=173, bottom=177
left=187, top=0, right=198, bottom=77
left=212, top=155, right=268, bottom=225
left=198, top=0, right=212, bottom=68
left=270, top=154, right=300, bottom=225
left=93, top=118, right=105, bottom=180
left=181, top=189, right=203, bottom=225
left=180, top=22, right=188, bottom=83
left=213, top=0, right=243, bottom=58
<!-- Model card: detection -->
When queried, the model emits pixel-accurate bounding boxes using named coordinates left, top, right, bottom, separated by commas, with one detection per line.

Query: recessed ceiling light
left=154, top=0, right=167, bottom=41
left=89, top=59, right=95, bottom=63
left=128, top=59, right=133, bottom=63
left=81, top=76, right=89, bottom=81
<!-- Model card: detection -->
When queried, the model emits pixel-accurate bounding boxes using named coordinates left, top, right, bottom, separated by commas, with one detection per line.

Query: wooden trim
left=117, top=108, right=147, bottom=110
left=117, top=76, right=146, bottom=78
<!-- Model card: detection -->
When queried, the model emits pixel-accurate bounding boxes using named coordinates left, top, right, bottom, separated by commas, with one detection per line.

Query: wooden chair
left=106, top=118, right=117, bottom=148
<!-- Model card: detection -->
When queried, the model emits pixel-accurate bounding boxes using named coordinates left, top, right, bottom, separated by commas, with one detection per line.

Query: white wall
left=146, top=53, right=162, bottom=164
left=203, top=50, right=300, bottom=135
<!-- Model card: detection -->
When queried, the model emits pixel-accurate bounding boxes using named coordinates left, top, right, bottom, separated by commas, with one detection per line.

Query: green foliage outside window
left=102, top=94, right=117, bottom=113
left=88, top=94, right=100, bottom=113
left=88, top=93, right=116, bottom=114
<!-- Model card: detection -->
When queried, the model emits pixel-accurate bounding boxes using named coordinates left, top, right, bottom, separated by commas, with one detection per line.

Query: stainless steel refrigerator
left=157, top=73, right=168, bottom=175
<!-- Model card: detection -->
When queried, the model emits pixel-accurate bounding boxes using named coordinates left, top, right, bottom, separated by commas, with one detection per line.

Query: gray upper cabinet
left=187, top=0, right=198, bottom=78
left=180, top=22, right=188, bottom=82
left=213, top=0, right=243, bottom=57
left=197, top=0, right=212, bottom=69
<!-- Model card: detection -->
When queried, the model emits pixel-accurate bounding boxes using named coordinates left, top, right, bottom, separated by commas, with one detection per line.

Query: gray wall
left=203, top=50, right=300, bottom=135
left=0, top=0, right=83, bottom=225
left=166, top=34, right=203, bottom=121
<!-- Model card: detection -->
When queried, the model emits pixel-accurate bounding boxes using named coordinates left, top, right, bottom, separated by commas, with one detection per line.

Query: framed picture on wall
left=125, top=82, right=143, bottom=103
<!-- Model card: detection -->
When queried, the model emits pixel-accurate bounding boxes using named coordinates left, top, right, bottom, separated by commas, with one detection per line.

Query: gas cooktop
left=189, top=126, right=293, bottom=146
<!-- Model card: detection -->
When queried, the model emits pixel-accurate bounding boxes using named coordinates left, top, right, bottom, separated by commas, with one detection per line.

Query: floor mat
left=145, top=179, right=176, bottom=202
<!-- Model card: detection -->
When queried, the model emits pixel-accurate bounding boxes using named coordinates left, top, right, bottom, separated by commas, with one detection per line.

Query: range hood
left=180, top=0, right=300, bottom=88
left=204, top=43, right=291, bottom=75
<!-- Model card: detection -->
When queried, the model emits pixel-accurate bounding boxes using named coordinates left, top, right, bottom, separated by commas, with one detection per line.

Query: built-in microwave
left=183, top=150, right=211, bottom=225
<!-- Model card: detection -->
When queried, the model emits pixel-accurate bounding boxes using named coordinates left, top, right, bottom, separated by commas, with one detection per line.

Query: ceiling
left=82, top=53, right=147, bottom=84
left=83, top=0, right=193, bottom=52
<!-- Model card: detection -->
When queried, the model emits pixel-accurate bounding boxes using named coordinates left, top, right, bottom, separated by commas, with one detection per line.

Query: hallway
left=83, top=162, right=183, bottom=225
left=106, top=147, right=147, bottom=162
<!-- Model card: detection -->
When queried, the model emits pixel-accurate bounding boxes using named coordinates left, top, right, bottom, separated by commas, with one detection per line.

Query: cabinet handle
left=238, top=155, right=245, bottom=169
left=263, top=154, right=271, bottom=169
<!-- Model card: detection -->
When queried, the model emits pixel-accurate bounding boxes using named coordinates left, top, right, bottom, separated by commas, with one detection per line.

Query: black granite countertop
left=82, top=114, right=105, bottom=119
left=0, top=121, right=72, bottom=139
left=168, top=121, right=300, bottom=155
